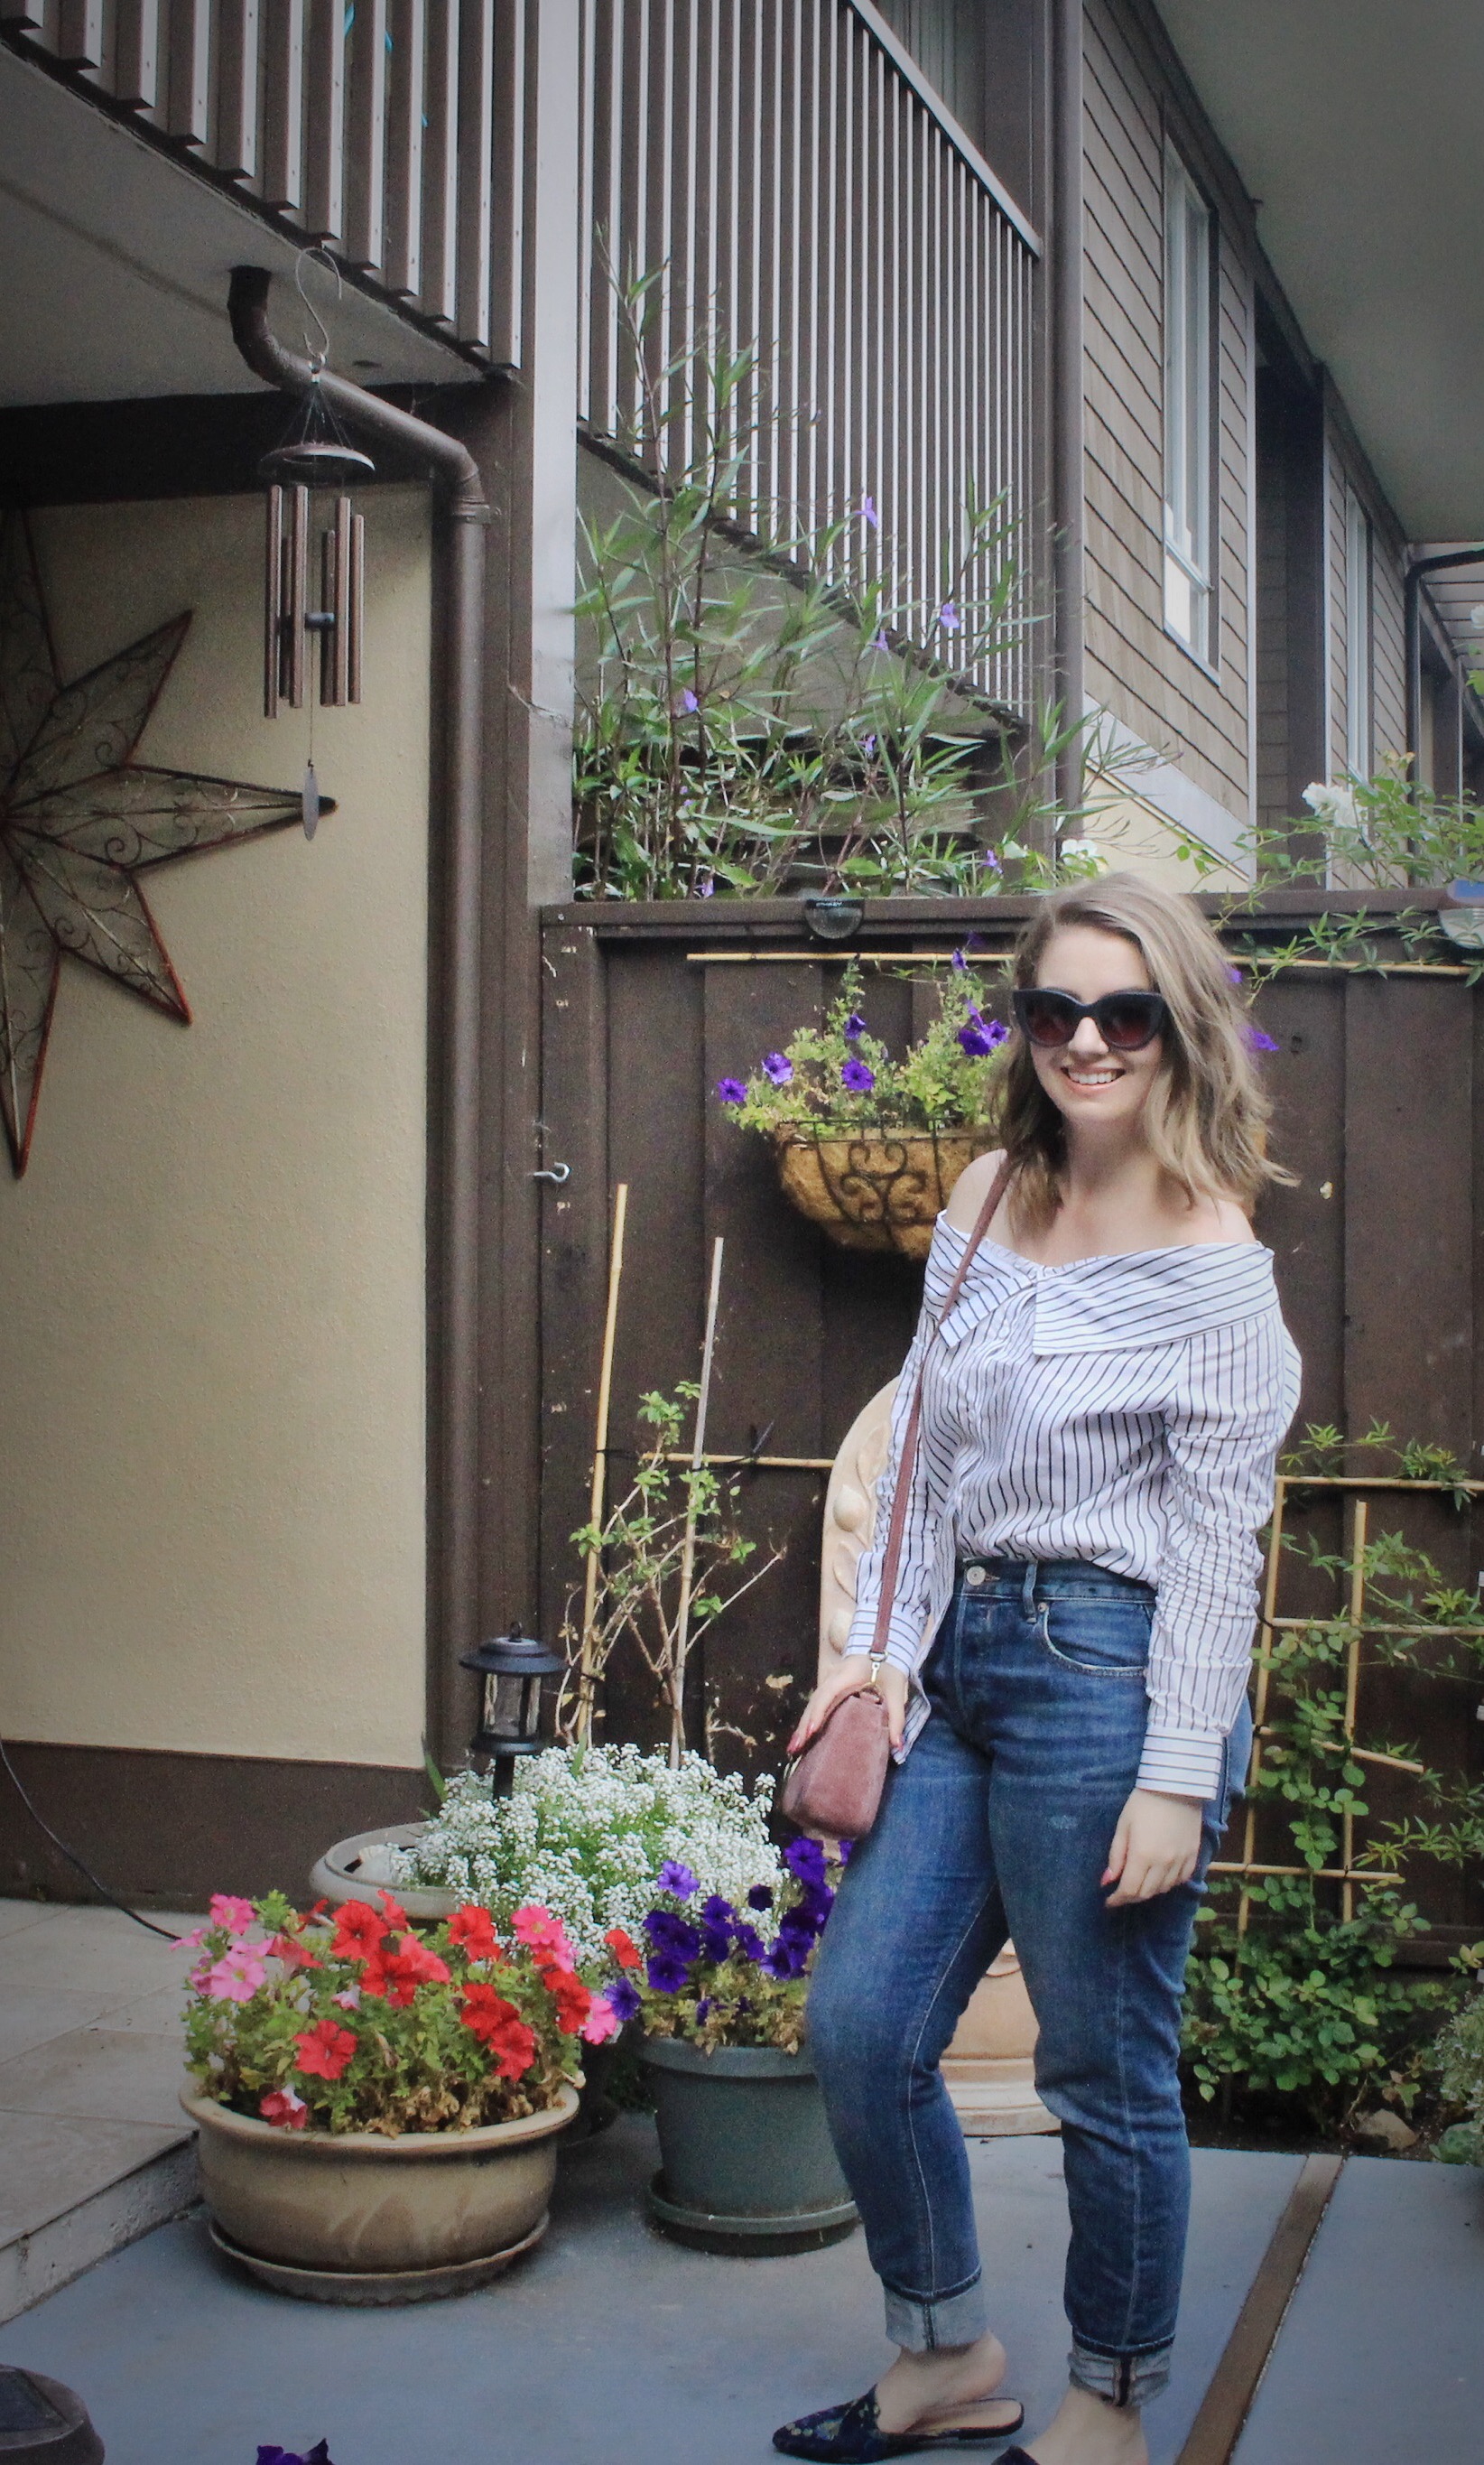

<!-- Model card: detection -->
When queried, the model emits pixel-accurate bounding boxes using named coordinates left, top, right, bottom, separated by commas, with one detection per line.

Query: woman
left=775, top=875, right=1301, bottom=2465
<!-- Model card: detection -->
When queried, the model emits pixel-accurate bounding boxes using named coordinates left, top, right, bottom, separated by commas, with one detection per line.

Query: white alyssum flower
left=390, top=1745, right=783, bottom=1971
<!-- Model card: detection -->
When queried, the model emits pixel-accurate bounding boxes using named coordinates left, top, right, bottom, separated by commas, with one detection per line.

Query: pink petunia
left=209, top=1893, right=257, bottom=1935
left=580, top=1995, right=622, bottom=2046
left=173, top=1924, right=209, bottom=1950
left=332, top=1986, right=361, bottom=2010
left=201, top=1947, right=268, bottom=2003
left=511, top=1906, right=574, bottom=1968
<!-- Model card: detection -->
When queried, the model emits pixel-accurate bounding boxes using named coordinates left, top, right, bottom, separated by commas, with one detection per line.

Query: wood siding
left=1081, top=0, right=1251, bottom=829
left=536, top=893, right=1484, bottom=1935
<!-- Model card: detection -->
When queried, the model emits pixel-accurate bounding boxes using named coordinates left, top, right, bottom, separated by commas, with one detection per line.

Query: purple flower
left=656, top=1859, right=698, bottom=1898
left=678, top=687, right=700, bottom=715
left=784, top=1837, right=828, bottom=1885
left=1227, top=965, right=1244, bottom=986
left=256, top=2450, right=332, bottom=2465
left=716, top=1077, right=747, bottom=1105
left=646, top=1951, right=691, bottom=1994
left=697, top=870, right=715, bottom=898
left=732, top=1922, right=766, bottom=1963
left=873, top=628, right=890, bottom=652
left=859, top=493, right=880, bottom=531
left=840, top=1057, right=876, bottom=1094
left=838, top=1840, right=853, bottom=1864
left=979, top=850, right=1002, bottom=874
left=695, top=1997, right=712, bottom=2023
left=607, top=1974, right=643, bottom=2024
left=951, top=947, right=968, bottom=972
left=959, top=1021, right=994, bottom=1058
left=1246, top=1025, right=1280, bottom=1054
left=762, top=1937, right=809, bottom=1981
left=844, top=1010, right=867, bottom=1040
left=747, top=1884, right=774, bottom=1912
left=701, top=1894, right=736, bottom=1925
left=763, top=1052, right=794, bottom=1086
left=645, top=1910, right=701, bottom=1959
left=860, top=731, right=876, bottom=759
left=700, top=1924, right=734, bottom=1963
left=985, top=1019, right=1009, bottom=1049
left=939, top=600, right=961, bottom=634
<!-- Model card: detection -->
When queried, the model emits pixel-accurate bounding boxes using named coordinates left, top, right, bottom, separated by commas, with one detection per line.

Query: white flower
left=1303, top=782, right=1359, bottom=833
left=393, top=1746, right=783, bottom=1971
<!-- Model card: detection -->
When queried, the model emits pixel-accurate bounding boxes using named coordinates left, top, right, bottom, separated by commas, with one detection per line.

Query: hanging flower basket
left=772, top=1124, right=994, bottom=1260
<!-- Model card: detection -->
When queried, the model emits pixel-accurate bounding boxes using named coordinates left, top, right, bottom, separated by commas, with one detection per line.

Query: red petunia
left=359, top=1932, right=450, bottom=2007
left=448, top=1906, right=502, bottom=1962
left=604, top=1927, right=642, bottom=1970
left=293, top=2019, right=357, bottom=2080
left=459, top=1985, right=537, bottom=2079
left=376, top=1889, right=411, bottom=1931
left=270, top=1932, right=322, bottom=1972
left=547, top=1971, right=593, bottom=2036
left=329, top=1901, right=387, bottom=1963
left=260, top=2087, right=309, bottom=2129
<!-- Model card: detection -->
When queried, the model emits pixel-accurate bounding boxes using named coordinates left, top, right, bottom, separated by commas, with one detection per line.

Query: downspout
left=1052, top=0, right=1086, bottom=831
left=1405, top=543, right=1484, bottom=798
left=228, top=264, right=491, bottom=1708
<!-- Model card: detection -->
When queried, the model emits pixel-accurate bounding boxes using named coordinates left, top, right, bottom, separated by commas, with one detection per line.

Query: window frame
left=1343, top=481, right=1373, bottom=783
left=1162, top=143, right=1218, bottom=670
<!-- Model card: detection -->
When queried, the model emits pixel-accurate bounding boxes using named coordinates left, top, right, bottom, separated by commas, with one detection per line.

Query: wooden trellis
left=1211, top=1474, right=1484, bottom=1932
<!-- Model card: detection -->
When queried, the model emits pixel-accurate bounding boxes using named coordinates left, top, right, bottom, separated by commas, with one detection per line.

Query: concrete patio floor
left=1, top=1896, right=1479, bottom=2464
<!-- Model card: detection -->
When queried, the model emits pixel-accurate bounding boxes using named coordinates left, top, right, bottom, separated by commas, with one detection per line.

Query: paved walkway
left=0, top=1898, right=199, bottom=2320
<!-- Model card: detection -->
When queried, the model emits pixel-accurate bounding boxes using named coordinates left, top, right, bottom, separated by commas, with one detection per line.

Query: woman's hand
left=788, top=1654, right=910, bottom=1755
left=1102, top=1788, right=1203, bottom=1907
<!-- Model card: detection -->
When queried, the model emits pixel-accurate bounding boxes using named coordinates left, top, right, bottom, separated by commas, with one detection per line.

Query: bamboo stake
left=669, top=1237, right=725, bottom=1769
left=1238, top=1481, right=1287, bottom=1938
left=577, top=1182, right=629, bottom=1747
left=1211, top=1863, right=1399, bottom=1884
left=1342, top=1498, right=1368, bottom=1921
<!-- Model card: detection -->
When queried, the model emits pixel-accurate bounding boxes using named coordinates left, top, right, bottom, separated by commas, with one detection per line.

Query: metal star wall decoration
left=0, top=511, right=327, bottom=1175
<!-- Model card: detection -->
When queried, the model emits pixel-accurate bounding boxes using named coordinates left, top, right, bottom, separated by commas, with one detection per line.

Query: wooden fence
left=535, top=891, right=1484, bottom=1939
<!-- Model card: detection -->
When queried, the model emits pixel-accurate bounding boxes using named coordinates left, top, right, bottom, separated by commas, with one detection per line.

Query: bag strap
left=868, top=1154, right=1016, bottom=1672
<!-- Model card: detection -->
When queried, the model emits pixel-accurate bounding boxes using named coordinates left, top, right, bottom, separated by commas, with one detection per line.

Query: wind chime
left=257, top=269, right=373, bottom=836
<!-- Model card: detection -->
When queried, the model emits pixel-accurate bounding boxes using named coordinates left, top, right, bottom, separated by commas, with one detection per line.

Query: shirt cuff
left=843, top=1599, right=929, bottom=1671
left=1136, top=1726, right=1225, bottom=1801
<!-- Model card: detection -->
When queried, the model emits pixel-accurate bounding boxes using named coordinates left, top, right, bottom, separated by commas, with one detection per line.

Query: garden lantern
left=259, top=377, right=373, bottom=727
left=459, top=1627, right=564, bottom=1794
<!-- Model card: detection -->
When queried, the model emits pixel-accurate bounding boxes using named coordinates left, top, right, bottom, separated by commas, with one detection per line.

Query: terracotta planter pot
left=184, top=2081, right=579, bottom=2303
left=773, top=1126, right=992, bottom=1260
left=641, top=2036, right=857, bottom=2256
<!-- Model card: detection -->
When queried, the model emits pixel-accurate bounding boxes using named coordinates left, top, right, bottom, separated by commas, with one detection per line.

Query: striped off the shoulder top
left=843, top=1215, right=1303, bottom=1800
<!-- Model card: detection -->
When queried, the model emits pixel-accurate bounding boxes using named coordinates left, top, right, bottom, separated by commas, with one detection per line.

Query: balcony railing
left=576, top=0, right=1041, bottom=708
left=0, top=0, right=524, bottom=364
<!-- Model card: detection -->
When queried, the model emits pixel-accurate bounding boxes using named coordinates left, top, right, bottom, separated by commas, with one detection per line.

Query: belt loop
left=1021, top=1563, right=1037, bottom=1614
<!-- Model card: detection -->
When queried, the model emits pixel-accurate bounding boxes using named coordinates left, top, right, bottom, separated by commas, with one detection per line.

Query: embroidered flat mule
left=772, top=2388, right=1026, bottom=2460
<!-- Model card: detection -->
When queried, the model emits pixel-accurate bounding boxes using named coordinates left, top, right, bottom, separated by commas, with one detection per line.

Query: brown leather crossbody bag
left=779, top=1157, right=1015, bottom=1838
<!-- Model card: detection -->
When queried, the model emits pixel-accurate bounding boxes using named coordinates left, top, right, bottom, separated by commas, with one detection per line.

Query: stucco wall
left=0, top=487, right=431, bottom=1769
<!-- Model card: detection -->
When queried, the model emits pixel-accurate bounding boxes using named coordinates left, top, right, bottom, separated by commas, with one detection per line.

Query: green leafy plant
left=562, top=1383, right=783, bottom=1764
left=1183, top=1427, right=1484, bottom=2134
left=574, top=268, right=1133, bottom=899
left=1435, top=1985, right=1484, bottom=2164
left=715, top=953, right=1012, bottom=1137
left=180, top=1889, right=617, bottom=2136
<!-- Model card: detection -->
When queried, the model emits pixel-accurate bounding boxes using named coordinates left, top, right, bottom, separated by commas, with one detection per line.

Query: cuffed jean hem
left=884, top=2273, right=990, bottom=2353
left=1068, top=2339, right=1173, bottom=2408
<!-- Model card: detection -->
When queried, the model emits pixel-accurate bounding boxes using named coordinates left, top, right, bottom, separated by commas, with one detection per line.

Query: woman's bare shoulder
left=1188, top=1192, right=1257, bottom=1247
left=944, top=1148, right=1007, bottom=1234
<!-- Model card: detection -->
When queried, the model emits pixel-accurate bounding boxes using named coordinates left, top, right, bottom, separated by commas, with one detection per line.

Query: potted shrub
left=178, top=1888, right=620, bottom=2302
left=716, top=960, right=1012, bottom=1259
left=601, top=1837, right=857, bottom=2254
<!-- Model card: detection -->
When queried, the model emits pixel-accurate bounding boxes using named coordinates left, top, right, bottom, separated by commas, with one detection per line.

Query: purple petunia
left=645, top=1910, right=702, bottom=1960
left=747, top=1883, right=774, bottom=1912
left=840, top=1057, right=876, bottom=1094
left=700, top=1924, right=734, bottom=1963
left=701, top=1894, right=736, bottom=1925
left=784, top=1837, right=828, bottom=1885
left=657, top=1859, right=699, bottom=1898
left=980, top=849, right=1002, bottom=874
left=873, top=628, right=890, bottom=652
left=1246, top=1024, right=1280, bottom=1054
left=859, top=493, right=880, bottom=531
left=763, top=1052, right=794, bottom=1086
left=951, top=947, right=969, bottom=972
left=732, top=1922, right=766, bottom=1963
left=646, top=1951, right=692, bottom=1995
left=679, top=687, right=700, bottom=714
left=938, top=600, right=961, bottom=634
left=844, top=1010, right=867, bottom=1040
left=607, top=1974, right=643, bottom=2024
left=958, top=1020, right=994, bottom=1058
left=717, top=1077, right=748, bottom=1105
left=762, top=1937, right=810, bottom=1981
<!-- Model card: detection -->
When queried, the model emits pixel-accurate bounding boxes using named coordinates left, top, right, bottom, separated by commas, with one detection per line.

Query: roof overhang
left=0, top=42, right=478, bottom=410
left=1156, top=0, right=1484, bottom=542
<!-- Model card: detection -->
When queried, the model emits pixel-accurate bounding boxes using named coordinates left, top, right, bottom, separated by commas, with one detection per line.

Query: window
left=1163, top=147, right=1214, bottom=663
left=1344, top=484, right=1372, bottom=780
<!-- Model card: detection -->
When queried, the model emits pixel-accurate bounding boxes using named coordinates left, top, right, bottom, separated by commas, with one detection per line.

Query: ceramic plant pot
left=773, top=1127, right=992, bottom=1260
left=185, top=2081, right=580, bottom=2303
left=640, top=2037, right=857, bottom=2256
left=309, top=1823, right=458, bottom=1921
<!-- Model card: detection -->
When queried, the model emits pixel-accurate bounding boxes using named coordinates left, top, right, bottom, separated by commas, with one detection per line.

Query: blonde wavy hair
left=996, top=871, right=1287, bottom=1230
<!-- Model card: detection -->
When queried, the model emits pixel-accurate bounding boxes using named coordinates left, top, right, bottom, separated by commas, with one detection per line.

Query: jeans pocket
left=1035, top=1597, right=1151, bottom=1678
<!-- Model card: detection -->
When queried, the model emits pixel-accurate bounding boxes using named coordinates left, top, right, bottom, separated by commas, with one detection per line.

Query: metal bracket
left=533, top=1162, right=570, bottom=1185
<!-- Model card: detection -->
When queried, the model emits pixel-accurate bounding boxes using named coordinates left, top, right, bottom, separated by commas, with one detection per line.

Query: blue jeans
left=806, top=1560, right=1249, bottom=2408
